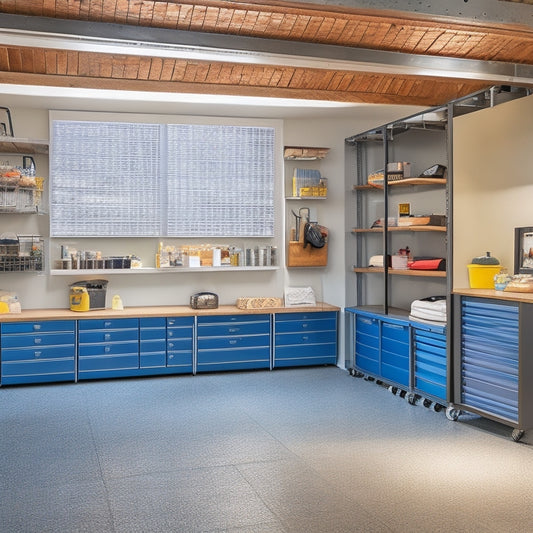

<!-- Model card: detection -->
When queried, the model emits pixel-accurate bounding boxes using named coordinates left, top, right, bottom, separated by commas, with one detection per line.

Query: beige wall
left=453, top=93, right=533, bottom=288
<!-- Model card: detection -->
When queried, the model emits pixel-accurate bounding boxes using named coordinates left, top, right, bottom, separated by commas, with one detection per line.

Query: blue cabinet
left=0, top=320, right=76, bottom=385
left=138, top=316, right=194, bottom=375
left=197, top=314, right=271, bottom=372
left=78, top=318, right=139, bottom=380
left=274, top=311, right=337, bottom=367
left=454, top=297, right=521, bottom=423
left=412, top=322, right=447, bottom=403
left=166, top=316, right=194, bottom=373
left=346, top=308, right=410, bottom=389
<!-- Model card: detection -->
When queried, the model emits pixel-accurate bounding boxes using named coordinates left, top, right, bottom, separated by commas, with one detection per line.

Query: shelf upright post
left=383, top=126, right=389, bottom=315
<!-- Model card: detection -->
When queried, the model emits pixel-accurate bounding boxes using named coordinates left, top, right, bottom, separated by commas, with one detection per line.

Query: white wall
left=453, top=93, right=533, bottom=288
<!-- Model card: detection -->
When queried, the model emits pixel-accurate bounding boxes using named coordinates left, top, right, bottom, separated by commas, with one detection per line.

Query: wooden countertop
left=453, top=288, right=533, bottom=304
left=0, top=303, right=340, bottom=323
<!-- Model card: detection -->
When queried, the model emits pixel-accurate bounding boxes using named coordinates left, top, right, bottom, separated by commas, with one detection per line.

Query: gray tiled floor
left=1, top=366, right=533, bottom=532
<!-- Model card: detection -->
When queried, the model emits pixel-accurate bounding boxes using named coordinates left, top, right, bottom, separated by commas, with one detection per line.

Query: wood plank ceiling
left=1, top=0, right=533, bottom=106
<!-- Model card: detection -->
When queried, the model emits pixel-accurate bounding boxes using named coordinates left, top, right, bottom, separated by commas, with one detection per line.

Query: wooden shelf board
left=353, top=178, right=446, bottom=191
left=353, top=267, right=446, bottom=277
left=0, top=137, right=49, bottom=154
left=352, top=225, right=446, bottom=233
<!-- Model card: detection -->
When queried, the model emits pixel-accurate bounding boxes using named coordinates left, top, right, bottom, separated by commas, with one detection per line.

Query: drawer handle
left=104, top=346, right=111, bottom=353
left=104, top=321, right=112, bottom=328
left=168, top=319, right=175, bottom=325
left=168, top=331, right=174, bottom=337
left=302, top=323, right=309, bottom=328
left=34, top=351, right=42, bottom=358
left=168, top=342, right=174, bottom=348
left=104, top=333, right=111, bottom=341
left=229, top=327, right=240, bottom=333
left=33, top=324, right=41, bottom=331
left=302, top=336, right=309, bottom=341
left=229, top=340, right=237, bottom=345
left=168, top=354, right=173, bottom=360
left=34, top=337, right=42, bottom=344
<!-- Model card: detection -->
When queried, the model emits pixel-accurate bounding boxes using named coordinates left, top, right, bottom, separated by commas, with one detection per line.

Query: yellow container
left=467, top=264, right=501, bottom=289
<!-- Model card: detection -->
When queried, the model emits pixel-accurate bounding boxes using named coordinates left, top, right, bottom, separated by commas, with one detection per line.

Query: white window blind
left=50, top=119, right=275, bottom=238
left=166, top=124, right=274, bottom=237
left=50, top=121, right=161, bottom=237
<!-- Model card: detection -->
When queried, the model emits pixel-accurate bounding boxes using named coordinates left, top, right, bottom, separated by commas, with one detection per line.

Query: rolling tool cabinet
left=450, top=293, right=533, bottom=442
left=0, top=320, right=76, bottom=385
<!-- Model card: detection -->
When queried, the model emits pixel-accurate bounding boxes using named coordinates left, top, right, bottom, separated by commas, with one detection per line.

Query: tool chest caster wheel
left=512, top=429, right=525, bottom=442
left=389, top=386, right=398, bottom=395
left=446, top=406, right=461, bottom=421
left=398, top=389, right=407, bottom=399
left=423, top=398, right=432, bottom=408
left=433, top=403, right=444, bottom=412
left=406, top=393, right=419, bottom=405
left=363, top=375, right=375, bottom=382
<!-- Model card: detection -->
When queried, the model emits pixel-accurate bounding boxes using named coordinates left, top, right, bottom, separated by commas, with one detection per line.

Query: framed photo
left=514, top=227, right=533, bottom=274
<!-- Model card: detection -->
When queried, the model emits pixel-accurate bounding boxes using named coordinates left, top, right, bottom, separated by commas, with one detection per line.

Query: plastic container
left=467, top=264, right=502, bottom=289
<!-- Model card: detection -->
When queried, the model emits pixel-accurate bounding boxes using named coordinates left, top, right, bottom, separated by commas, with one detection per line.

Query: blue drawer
left=355, top=315, right=379, bottom=336
left=167, top=338, right=193, bottom=351
left=415, top=377, right=446, bottom=401
left=381, top=349, right=408, bottom=370
left=140, top=317, right=167, bottom=328
left=2, top=345, right=75, bottom=361
left=356, top=331, right=379, bottom=350
left=167, top=352, right=193, bottom=367
left=167, top=316, right=194, bottom=327
left=356, top=354, right=379, bottom=375
left=140, top=328, right=166, bottom=340
left=140, top=352, right=166, bottom=368
left=381, top=337, right=409, bottom=357
left=275, top=330, right=336, bottom=346
left=79, top=341, right=138, bottom=357
left=381, top=321, right=409, bottom=343
left=2, top=359, right=75, bottom=380
left=79, top=329, right=138, bottom=344
left=276, top=311, right=335, bottom=322
left=198, top=314, right=269, bottom=324
left=275, top=317, right=336, bottom=334
left=2, top=332, right=76, bottom=348
left=141, top=339, right=166, bottom=352
left=167, top=327, right=193, bottom=339
left=355, top=341, right=378, bottom=362
left=198, top=321, right=270, bottom=337
left=197, top=347, right=270, bottom=365
left=275, top=343, right=336, bottom=359
left=198, top=347, right=270, bottom=363
left=199, top=334, right=269, bottom=350
left=381, top=363, right=409, bottom=387
left=78, top=354, right=139, bottom=371
left=1, top=320, right=75, bottom=334
left=78, top=318, right=138, bottom=330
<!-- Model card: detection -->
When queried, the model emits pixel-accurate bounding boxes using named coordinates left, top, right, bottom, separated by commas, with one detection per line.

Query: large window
left=50, top=115, right=276, bottom=238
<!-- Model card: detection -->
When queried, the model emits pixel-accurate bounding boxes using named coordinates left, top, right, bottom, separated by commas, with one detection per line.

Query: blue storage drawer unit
left=274, top=311, right=337, bottom=368
left=140, top=317, right=167, bottom=369
left=411, top=321, right=447, bottom=403
left=77, top=318, right=140, bottom=380
left=460, top=297, right=519, bottom=422
left=346, top=308, right=410, bottom=388
left=1, top=320, right=76, bottom=385
left=197, top=314, right=270, bottom=372
left=166, top=316, right=194, bottom=373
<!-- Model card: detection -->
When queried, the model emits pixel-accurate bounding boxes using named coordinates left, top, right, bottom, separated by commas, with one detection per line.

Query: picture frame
left=514, top=227, right=533, bottom=274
